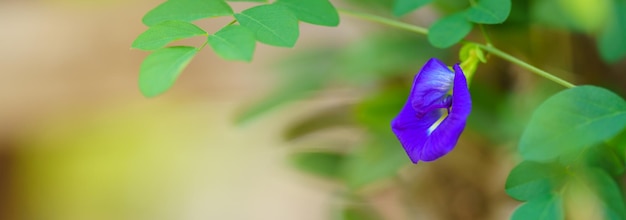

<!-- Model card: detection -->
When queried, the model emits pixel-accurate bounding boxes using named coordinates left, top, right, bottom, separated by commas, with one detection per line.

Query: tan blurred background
left=0, top=0, right=371, bottom=219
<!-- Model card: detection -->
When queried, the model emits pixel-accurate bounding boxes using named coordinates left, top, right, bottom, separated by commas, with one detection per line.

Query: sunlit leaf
left=132, top=21, right=206, bottom=51
left=139, top=47, right=197, bottom=97
left=519, top=86, right=626, bottom=161
left=142, top=0, right=233, bottom=26
left=235, top=4, right=300, bottom=47
left=275, top=0, right=340, bottom=26
left=208, top=25, right=256, bottom=62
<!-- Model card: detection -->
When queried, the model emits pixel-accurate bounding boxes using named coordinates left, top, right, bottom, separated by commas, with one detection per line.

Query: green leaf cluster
left=428, top=0, right=510, bottom=48
left=507, top=86, right=626, bottom=219
left=132, top=0, right=340, bottom=97
left=392, top=0, right=511, bottom=48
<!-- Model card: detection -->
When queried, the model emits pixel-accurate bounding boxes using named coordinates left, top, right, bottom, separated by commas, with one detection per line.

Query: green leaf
left=464, top=0, right=511, bottom=24
left=227, top=0, right=266, bottom=2
left=139, top=47, right=197, bottom=97
left=598, top=0, right=626, bottom=63
left=392, top=0, right=432, bottom=17
left=132, top=21, right=206, bottom=51
left=428, top=13, right=473, bottom=48
left=235, top=4, right=299, bottom=47
left=275, top=0, right=339, bottom=26
left=142, top=0, right=233, bottom=26
left=505, top=161, right=567, bottom=201
left=208, top=25, right=256, bottom=62
left=519, top=86, right=626, bottom=161
left=290, top=151, right=345, bottom=179
left=511, top=195, right=564, bottom=220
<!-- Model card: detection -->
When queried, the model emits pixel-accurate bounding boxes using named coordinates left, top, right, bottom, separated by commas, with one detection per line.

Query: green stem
left=337, top=9, right=428, bottom=35
left=198, top=41, right=209, bottom=50
left=337, top=8, right=576, bottom=88
left=478, top=25, right=493, bottom=46
left=476, top=45, right=575, bottom=88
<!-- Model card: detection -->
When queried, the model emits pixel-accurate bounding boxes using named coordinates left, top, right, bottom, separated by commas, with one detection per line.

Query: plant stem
left=198, top=41, right=209, bottom=50
left=337, top=8, right=576, bottom=88
left=476, top=45, right=575, bottom=88
left=478, top=25, right=493, bottom=47
left=337, top=9, right=428, bottom=35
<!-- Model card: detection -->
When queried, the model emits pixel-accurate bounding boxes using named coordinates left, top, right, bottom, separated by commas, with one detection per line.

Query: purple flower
left=391, top=58, right=472, bottom=164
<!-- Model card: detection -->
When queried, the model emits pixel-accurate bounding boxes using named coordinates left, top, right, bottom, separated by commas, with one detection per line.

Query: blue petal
left=391, top=61, right=471, bottom=164
left=410, top=58, right=454, bottom=117
left=419, top=64, right=471, bottom=161
left=391, top=105, right=443, bottom=163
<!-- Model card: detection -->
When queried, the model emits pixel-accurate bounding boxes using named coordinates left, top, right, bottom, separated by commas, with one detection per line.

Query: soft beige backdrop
left=0, top=0, right=367, bottom=219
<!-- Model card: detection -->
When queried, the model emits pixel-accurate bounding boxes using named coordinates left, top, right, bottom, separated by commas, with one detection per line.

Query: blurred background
left=1, top=0, right=625, bottom=220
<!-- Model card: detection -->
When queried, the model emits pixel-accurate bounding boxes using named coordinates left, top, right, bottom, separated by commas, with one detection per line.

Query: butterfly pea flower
left=391, top=58, right=472, bottom=164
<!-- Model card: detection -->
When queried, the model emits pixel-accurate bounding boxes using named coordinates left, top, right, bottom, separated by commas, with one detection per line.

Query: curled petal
left=410, top=58, right=454, bottom=116
left=419, top=64, right=471, bottom=161
left=391, top=60, right=472, bottom=163
left=391, top=107, right=444, bottom=163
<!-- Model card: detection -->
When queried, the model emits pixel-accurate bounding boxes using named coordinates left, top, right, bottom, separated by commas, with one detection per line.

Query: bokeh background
left=1, top=0, right=625, bottom=220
